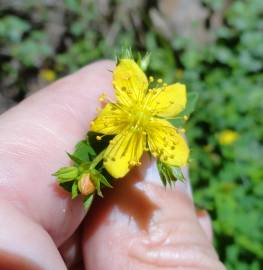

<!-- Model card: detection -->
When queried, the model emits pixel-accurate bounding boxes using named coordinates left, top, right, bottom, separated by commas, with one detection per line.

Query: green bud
left=53, top=166, right=78, bottom=182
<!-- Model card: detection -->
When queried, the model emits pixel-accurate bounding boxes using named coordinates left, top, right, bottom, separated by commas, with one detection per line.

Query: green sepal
left=52, top=166, right=79, bottom=182
left=138, top=52, right=151, bottom=71
left=97, top=173, right=113, bottom=188
left=90, top=168, right=113, bottom=197
left=83, top=193, right=94, bottom=210
left=156, top=160, right=185, bottom=187
left=173, top=166, right=185, bottom=182
left=115, top=47, right=133, bottom=64
left=71, top=181, right=79, bottom=199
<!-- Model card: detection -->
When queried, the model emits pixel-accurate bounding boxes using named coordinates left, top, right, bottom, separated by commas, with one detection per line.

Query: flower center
left=128, top=103, right=152, bottom=131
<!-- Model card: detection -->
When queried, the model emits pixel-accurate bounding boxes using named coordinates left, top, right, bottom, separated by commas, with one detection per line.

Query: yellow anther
left=129, top=161, right=137, bottom=166
left=163, top=83, right=168, bottom=87
left=180, top=128, right=186, bottom=134
left=99, top=92, right=107, bottom=102
left=149, top=76, right=154, bottom=82
left=183, top=115, right=189, bottom=121
left=157, top=78, right=163, bottom=84
left=152, top=152, right=158, bottom=157
left=96, top=135, right=102, bottom=141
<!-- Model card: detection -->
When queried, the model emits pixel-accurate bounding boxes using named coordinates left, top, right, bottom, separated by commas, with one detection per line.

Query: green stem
left=89, top=149, right=106, bottom=170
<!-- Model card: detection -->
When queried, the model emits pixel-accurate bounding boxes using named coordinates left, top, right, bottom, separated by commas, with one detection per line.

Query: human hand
left=0, top=61, right=226, bottom=270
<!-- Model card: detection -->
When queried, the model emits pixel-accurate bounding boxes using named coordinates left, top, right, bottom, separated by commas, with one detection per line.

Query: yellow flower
left=91, top=59, right=189, bottom=178
left=39, top=69, right=56, bottom=82
left=218, top=130, right=239, bottom=145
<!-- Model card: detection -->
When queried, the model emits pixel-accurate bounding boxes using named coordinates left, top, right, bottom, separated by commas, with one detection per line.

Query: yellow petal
left=103, top=130, right=145, bottom=178
left=147, top=118, right=189, bottom=166
left=90, top=103, right=128, bottom=135
left=113, top=59, right=148, bottom=106
left=147, top=83, right=187, bottom=117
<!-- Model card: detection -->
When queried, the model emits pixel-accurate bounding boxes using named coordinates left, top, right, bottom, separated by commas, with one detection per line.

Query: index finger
left=0, top=60, right=114, bottom=268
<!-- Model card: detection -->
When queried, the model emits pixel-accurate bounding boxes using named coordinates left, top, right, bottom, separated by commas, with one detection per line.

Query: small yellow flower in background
left=91, top=59, right=189, bottom=178
left=218, top=130, right=239, bottom=145
left=39, top=69, right=56, bottom=82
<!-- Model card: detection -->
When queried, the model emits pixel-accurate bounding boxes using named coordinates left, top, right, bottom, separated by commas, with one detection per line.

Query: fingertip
left=0, top=200, right=66, bottom=270
left=196, top=209, right=213, bottom=242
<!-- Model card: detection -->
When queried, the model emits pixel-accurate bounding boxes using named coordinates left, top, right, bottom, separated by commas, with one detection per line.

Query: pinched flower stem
left=89, top=149, right=106, bottom=170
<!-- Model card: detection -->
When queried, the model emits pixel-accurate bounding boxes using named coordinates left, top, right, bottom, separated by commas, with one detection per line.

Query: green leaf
left=53, top=166, right=78, bottom=182
left=73, top=140, right=96, bottom=162
left=67, top=152, right=82, bottom=164
left=183, top=92, right=199, bottom=116
left=83, top=194, right=94, bottom=210
left=71, top=181, right=79, bottom=199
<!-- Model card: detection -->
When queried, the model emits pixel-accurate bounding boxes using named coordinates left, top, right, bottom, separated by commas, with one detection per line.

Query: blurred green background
left=0, top=0, right=262, bottom=269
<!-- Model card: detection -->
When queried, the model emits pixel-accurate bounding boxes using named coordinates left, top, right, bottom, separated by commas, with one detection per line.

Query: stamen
left=98, top=93, right=107, bottom=102
left=152, top=152, right=158, bottom=157
left=149, top=76, right=154, bottom=82
left=157, top=78, right=163, bottom=84
left=183, top=115, right=189, bottom=121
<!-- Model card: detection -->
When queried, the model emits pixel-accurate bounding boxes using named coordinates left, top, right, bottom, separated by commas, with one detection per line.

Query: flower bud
left=53, top=166, right=78, bottom=182
left=78, top=173, right=96, bottom=196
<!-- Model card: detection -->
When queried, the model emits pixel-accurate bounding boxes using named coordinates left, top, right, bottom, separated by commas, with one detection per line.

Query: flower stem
left=89, top=149, right=106, bottom=170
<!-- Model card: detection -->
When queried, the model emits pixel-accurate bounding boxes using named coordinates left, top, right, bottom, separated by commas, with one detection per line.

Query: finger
left=59, top=226, right=82, bottom=268
left=0, top=61, right=114, bottom=267
left=0, top=199, right=66, bottom=270
left=82, top=158, right=225, bottom=269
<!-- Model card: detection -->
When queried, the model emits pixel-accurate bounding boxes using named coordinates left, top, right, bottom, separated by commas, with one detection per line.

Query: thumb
left=82, top=159, right=226, bottom=270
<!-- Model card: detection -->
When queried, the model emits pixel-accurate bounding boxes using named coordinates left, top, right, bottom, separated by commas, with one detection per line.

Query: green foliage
left=1, top=0, right=262, bottom=268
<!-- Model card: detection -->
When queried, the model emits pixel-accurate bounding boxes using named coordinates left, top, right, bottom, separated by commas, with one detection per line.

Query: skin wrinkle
left=147, top=217, right=213, bottom=248
left=129, top=241, right=223, bottom=269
